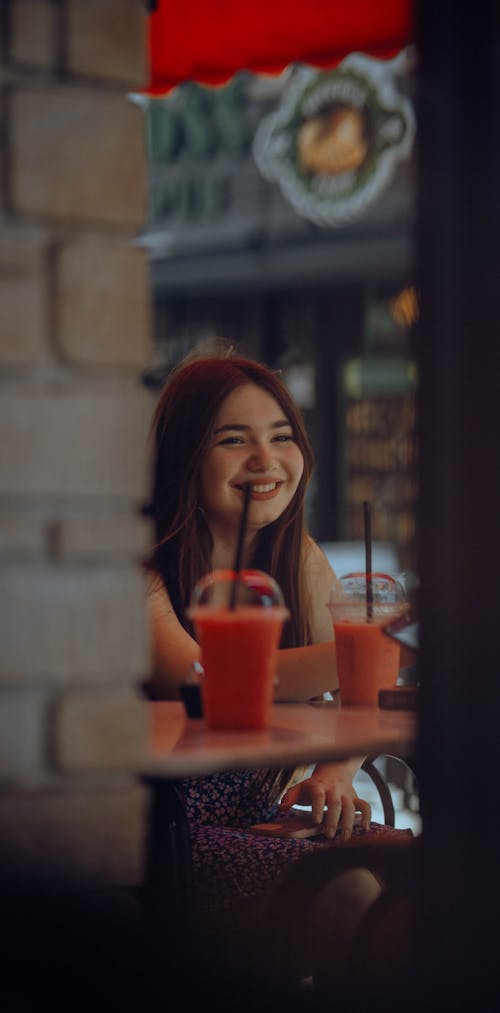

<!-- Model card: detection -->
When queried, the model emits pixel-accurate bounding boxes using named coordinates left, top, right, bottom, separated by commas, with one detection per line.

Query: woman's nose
left=247, top=443, right=275, bottom=470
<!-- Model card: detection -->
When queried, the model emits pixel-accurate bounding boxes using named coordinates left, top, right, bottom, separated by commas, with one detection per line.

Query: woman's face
left=200, top=383, right=305, bottom=539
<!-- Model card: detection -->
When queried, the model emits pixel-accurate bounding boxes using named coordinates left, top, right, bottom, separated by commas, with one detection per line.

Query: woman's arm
left=147, top=539, right=339, bottom=703
left=146, top=581, right=201, bottom=699
left=148, top=578, right=339, bottom=702
left=274, top=642, right=338, bottom=701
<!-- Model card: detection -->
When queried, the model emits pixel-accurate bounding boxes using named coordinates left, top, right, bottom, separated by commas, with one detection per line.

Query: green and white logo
left=253, top=49, right=416, bottom=227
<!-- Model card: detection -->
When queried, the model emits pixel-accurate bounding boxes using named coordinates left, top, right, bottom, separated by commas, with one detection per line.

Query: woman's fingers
left=308, top=782, right=329, bottom=825
left=322, top=794, right=372, bottom=840
left=282, top=777, right=373, bottom=839
left=354, top=797, right=372, bottom=831
left=279, top=783, right=300, bottom=810
left=323, top=798, right=343, bottom=838
left=328, top=794, right=355, bottom=840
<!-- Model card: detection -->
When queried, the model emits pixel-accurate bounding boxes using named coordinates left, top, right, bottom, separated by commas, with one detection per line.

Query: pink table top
left=143, top=700, right=418, bottom=779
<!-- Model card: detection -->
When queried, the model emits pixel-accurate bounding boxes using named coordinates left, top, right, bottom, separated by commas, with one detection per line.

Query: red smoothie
left=333, top=617, right=401, bottom=706
left=191, top=605, right=288, bottom=730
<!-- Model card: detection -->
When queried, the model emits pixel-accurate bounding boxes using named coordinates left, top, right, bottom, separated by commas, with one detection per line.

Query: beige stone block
left=53, top=689, right=149, bottom=771
left=0, top=689, right=46, bottom=781
left=0, top=565, right=151, bottom=684
left=57, top=236, right=152, bottom=367
left=11, top=85, right=147, bottom=227
left=67, top=0, right=147, bottom=86
left=0, top=512, right=45, bottom=560
left=58, top=513, right=152, bottom=562
left=0, top=225, right=48, bottom=270
left=0, top=782, right=147, bottom=890
left=0, top=383, right=153, bottom=498
left=0, top=225, right=49, bottom=365
left=0, top=92, right=5, bottom=213
left=11, top=0, right=59, bottom=71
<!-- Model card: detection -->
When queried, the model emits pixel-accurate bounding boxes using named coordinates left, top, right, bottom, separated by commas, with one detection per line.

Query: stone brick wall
left=0, top=0, right=155, bottom=893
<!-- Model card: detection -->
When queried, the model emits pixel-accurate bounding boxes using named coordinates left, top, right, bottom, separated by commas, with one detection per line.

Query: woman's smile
left=234, top=480, right=284, bottom=500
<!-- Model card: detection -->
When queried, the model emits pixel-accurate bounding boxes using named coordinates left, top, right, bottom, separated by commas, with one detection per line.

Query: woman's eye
left=215, top=432, right=294, bottom=447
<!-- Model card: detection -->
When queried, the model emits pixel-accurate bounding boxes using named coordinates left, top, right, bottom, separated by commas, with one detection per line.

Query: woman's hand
left=279, top=759, right=371, bottom=841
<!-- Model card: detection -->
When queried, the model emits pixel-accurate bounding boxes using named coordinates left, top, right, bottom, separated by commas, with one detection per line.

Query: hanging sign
left=146, top=0, right=414, bottom=94
left=252, top=48, right=416, bottom=227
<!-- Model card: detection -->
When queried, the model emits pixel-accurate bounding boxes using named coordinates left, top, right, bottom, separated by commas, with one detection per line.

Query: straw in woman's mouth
left=229, top=482, right=252, bottom=610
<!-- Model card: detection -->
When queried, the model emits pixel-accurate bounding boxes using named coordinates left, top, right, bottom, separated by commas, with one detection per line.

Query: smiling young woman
left=144, top=341, right=413, bottom=988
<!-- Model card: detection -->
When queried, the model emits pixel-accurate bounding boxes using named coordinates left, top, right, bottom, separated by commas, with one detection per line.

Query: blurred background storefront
left=136, top=16, right=418, bottom=572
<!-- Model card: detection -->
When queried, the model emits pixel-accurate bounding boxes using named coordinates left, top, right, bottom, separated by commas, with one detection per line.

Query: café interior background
left=141, top=58, right=418, bottom=572
left=0, top=0, right=415, bottom=900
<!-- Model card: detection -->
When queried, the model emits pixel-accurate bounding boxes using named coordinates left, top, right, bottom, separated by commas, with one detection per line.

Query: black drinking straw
left=363, top=500, right=373, bottom=620
left=229, top=483, right=252, bottom=610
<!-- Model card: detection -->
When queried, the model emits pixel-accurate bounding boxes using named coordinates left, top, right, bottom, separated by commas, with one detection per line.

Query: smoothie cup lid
left=328, top=572, right=406, bottom=621
left=189, top=568, right=288, bottom=611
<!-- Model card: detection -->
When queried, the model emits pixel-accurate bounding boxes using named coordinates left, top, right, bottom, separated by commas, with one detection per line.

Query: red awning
left=146, top=0, right=415, bottom=95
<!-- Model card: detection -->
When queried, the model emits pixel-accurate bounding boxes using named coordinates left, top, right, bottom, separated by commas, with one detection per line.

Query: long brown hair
left=148, top=348, right=315, bottom=648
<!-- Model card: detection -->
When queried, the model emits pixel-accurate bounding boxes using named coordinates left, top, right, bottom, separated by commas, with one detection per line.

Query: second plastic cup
left=327, top=573, right=407, bottom=706
left=188, top=569, right=289, bottom=731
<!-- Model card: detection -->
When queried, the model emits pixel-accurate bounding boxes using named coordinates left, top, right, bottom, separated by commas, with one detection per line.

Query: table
left=141, top=700, right=418, bottom=929
left=145, top=699, right=417, bottom=776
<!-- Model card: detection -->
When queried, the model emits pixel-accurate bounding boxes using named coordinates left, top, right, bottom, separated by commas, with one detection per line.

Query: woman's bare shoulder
left=303, top=534, right=340, bottom=585
left=146, top=568, right=162, bottom=593
left=147, top=574, right=186, bottom=635
left=303, top=535, right=340, bottom=643
left=147, top=572, right=173, bottom=614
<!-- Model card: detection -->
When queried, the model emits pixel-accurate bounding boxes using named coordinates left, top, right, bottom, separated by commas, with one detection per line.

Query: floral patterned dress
left=183, top=768, right=412, bottom=913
